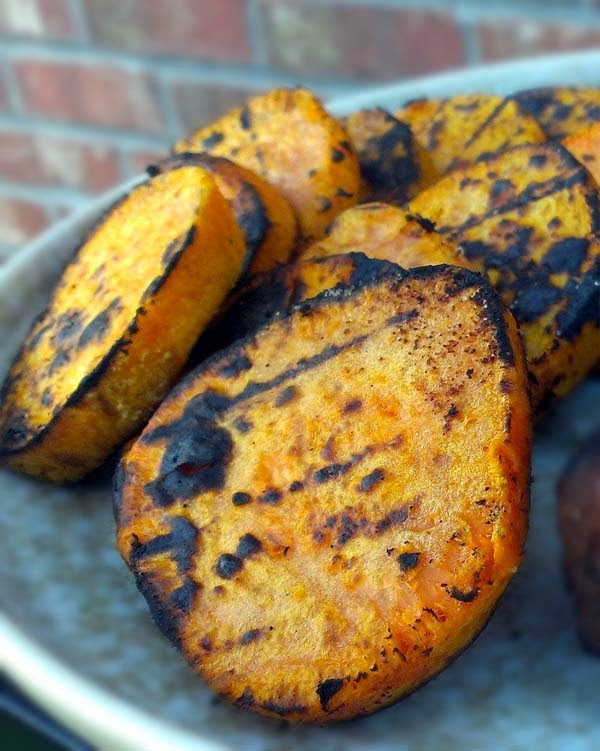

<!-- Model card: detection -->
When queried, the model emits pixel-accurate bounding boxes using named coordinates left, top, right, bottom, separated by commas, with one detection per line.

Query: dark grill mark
left=375, top=507, right=409, bottom=534
left=397, top=552, right=420, bottom=571
left=543, top=237, right=589, bottom=274
left=239, top=105, right=252, bottom=130
left=357, top=468, right=385, bottom=492
left=232, top=491, right=251, bottom=506
left=314, top=462, right=353, bottom=484
left=316, top=678, right=344, bottom=710
left=336, top=187, right=353, bottom=198
left=331, top=148, right=345, bottom=162
left=289, top=480, right=304, bottom=492
left=233, top=417, right=252, bottom=433
left=529, top=154, right=547, bottom=168
left=216, top=553, right=243, bottom=579
left=202, top=131, right=224, bottom=149
left=169, top=578, right=198, bottom=613
left=449, top=586, right=480, bottom=602
left=275, top=385, right=297, bottom=406
left=318, top=196, right=333, bottom=212
left=48, top=350, right=69, bottom=375
left=259, top=488, right=282, bottom=504
left=387, top=309, right=419, bottom=326
left=77, top=297, right=121, bottom=349
left=236, top=533, right=262, bottom=558
left=54, top=309, right=83, bottom=344
left=343, top=398, right=362, bottom=414
left=240, top=628, right=262, bottom=644
left=510, top=282, right=563, bottom=322
left=218, top=355, right=253, bottom=378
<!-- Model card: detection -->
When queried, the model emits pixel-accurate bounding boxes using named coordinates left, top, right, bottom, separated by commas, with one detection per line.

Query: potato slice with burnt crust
left=397, top=94, right=545, bottom=175
left=190, top=252, right=399, bottom=363
left=342, top=109, right=437, bottom=204
left=0, top=166, right=245, bottom=482
left=149, top=152, right=298, bottom=275
left=115, top=264, right=530, bottom=723
left=174, top=88, right=361, bottom=244
left=513, top=86, right=600, bottom=139
left=299, top=203, right=473, bottom=270
left=408, top=141, right=600, bottom=412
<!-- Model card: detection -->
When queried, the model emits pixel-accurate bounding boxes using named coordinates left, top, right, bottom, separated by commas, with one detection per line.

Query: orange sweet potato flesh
left=150, top=152, right=298, bottom=275
left=342, top=108, right=437, bottom=204
left=408, top=141, right=600, bottom=412
left=174, top=88, right=361, bottom=245
left=513, top=86, right=600, bottom=139
left=115, top=264, right=530, bottom=723
left=563, top=123, right=600, bottom=187
left=397, top=94, right=545, bottom=175
left=0, top=166, right=245, bottom=482
left=299, top=203, right=474, bottom=270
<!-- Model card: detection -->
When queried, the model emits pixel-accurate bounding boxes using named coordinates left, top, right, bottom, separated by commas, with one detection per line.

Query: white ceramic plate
left=3, top=49, right=600, bottom=751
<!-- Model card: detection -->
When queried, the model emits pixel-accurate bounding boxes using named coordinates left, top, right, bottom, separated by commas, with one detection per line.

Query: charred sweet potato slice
left=513, top=86, right=600, bottom=139
left=563, top=123, right=600, bottom=187
left=174, top=87, right=361, bottom=244
left=191, top=253, right=400, bottom=363
left=558, top=429, right=600, bottom=654
left=299, top=203, right=473, bottom=270
left=0, top=166, right=245, bottom=482
left=408, top=142, right=600, bottom=412
left=116, top=264, right=530, bottom=723
left=341, top=108, right=437, bottom=203
left=397, top=94, right=545, bottom=175
left=150, top=152, right=297, bottom=275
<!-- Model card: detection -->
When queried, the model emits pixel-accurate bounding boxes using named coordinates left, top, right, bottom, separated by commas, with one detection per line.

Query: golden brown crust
left=174, top=87, right=361, bottom=245
left=408, top=141, right=600, bottom=412
left=0, top=167, right=245, bottom=482
left=397, top=94, right=545, bottom=175
left=341, top=108, right=437, bottom=204
left=150, top=152, right=298, bottom=275
left=299, top=202, right=474, bottom=270
left=116, top=264, right=530, bottom=723
left=513, top=86, right=600, bottom=139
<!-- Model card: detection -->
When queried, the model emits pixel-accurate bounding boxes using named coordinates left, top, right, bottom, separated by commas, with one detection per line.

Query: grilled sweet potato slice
left=299, top=203, right=473, bottom=269
left=408, top=141, right=600, bottom=411
left=150, top=152, right=297, bottom=275
left=116, top=264, right=530, bottom=723
left=174, top=88, right=361, bottom=244
left=513, top=86, right=600, bottom=139
left=342, top=108, right=437, bottom=203
left=397, top=94, right=545, bottom=175
left=0, top=166, right=245, bottom=482
left=191, top=252, right=399, bottom=363
left=563, top=123, right=600, bottom=187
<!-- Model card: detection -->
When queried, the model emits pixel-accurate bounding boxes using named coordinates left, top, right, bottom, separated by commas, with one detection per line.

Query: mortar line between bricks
left=0, top=55, right=25, bottom=114
left=65, top=0, right=90, bottom=43
left=0, top=38, right=365, bottom=90
left=154, top=76, right=183, bottom=142
left=246, top=0, right=268, bottom=67
left=0, top=179, right=89, bottom=207
left=0, top=114, right=173, bottom=148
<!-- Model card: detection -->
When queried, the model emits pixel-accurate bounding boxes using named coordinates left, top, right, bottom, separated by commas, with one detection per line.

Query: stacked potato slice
left=4, top=84, right=600, bottom=722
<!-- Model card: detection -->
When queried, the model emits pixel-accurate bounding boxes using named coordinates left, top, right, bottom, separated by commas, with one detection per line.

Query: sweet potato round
left=174, top=87, right=361, bottom=244
left=116, top=264, right=530, bottom=723
left=0, top=166, right=245, bottom=482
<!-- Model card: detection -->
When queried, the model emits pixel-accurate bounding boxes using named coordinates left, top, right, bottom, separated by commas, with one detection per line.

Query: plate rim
left=2, top=47, right=600, bottom=751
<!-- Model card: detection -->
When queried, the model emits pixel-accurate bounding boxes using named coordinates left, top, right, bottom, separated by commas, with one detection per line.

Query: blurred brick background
left=1, top=0, right=600, bottom=259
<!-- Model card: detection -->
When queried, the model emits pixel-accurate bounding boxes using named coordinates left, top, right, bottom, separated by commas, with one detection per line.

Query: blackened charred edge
left=316, top=678, right=345, bottom=710
left=218, top=355, right=253, bottom=378
left=169, top=578, right=198, bottom=613
left=235, top=688, right=255, bottom=708
left=112, top=458, right=127, bottom=523
left=233, top=181, right=272, bottom=273
left=133, top=569, right=182, bottom=646
left=236, top=533, right=262, bottom=558
left=405, top=213, right=436, bottom=233
left=77, top=297, right=122, bottom=349
left=130, top=515, right=199, bottom=574
left=260, top=700, right=309, bottom=717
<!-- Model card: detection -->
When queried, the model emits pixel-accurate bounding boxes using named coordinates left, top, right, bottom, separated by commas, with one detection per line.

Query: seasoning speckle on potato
left=116, top=264, right=530, bottom=723
left=174, top=87, right=361, bottom=244
left=0, top=166, right=245, bottom=482
left=408, top=141, right=600, bottom=412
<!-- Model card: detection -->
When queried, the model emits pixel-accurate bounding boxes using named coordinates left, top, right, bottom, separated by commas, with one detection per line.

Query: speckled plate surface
left=3, top=50, right=600, bottom=751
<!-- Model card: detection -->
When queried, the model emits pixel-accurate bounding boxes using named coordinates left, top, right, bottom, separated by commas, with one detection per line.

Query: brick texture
left=0, top=130, right=121, bottom=192
left=170, top=81, right=263, bottom=134
left=0, top=0, right=76, bottom=39
left=13, top=58, right=165, bottom=133
left=479, top=19, right=600, bottom=62
left=85, top=0, right=251, bottom=62
left=0, top=74, right=8, bottom=111
left=0, top=196, right=50, bottom=245
left=262, top=3, right=465, bottom=80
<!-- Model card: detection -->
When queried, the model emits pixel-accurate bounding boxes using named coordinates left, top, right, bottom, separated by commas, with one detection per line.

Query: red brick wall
left=0, top=0, right=599, bottom=258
